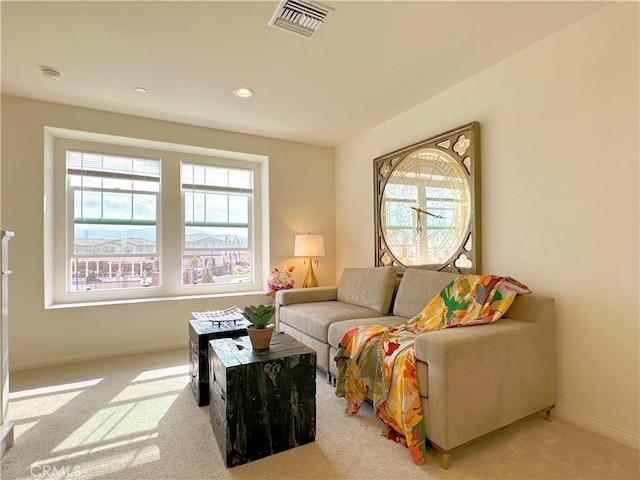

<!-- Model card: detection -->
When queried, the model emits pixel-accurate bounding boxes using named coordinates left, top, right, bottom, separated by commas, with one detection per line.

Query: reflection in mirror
left=374, top=122, right=480, bottom=273
left=382, top=148, right=470, bottom=266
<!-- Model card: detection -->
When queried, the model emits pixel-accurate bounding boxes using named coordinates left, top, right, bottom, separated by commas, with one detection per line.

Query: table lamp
left=294, top=234, right=325, bottom=288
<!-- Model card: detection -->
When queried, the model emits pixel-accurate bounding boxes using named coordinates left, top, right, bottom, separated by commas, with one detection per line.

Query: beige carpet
left=0, top=348, right=638, bottom=480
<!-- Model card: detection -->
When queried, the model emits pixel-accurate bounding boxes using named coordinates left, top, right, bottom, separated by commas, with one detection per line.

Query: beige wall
left=0, top=96, right=335, bottom=369
left=335, top=3, right=639, bottom=447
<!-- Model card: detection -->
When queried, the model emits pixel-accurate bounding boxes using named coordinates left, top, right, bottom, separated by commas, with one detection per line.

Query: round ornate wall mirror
left=374, top=122, right=481, bottom=273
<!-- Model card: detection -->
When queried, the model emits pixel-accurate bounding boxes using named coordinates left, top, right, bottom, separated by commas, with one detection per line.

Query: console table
left=189, top=318, right=249, bottom=406
left=208, top=333, right=316, bottom=467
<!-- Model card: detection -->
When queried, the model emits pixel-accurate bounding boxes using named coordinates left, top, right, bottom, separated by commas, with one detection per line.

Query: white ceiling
left=1, top=1, right=606, bottom=147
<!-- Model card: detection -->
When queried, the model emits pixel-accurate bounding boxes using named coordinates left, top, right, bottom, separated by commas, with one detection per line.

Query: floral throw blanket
left=334, top=274, right=531, bottom=465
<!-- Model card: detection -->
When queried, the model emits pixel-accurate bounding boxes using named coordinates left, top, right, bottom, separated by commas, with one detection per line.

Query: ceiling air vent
left=268, top=0, right=333, bottom=39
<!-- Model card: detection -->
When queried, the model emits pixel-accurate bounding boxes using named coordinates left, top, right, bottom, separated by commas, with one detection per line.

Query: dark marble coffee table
left=208, top=333, right=316, bottom=467
left=189, top=318, right=249, bottom=406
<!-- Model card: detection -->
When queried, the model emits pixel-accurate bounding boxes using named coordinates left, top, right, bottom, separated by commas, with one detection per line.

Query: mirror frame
left=374, top=122, right=481, bottom=273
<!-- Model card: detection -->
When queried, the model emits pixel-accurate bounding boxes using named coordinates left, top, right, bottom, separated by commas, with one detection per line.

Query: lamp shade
left=294, top=234, right=325, bottom=257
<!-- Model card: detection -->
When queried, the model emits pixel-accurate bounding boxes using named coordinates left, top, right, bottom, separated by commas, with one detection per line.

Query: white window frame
left=44, top=128, right=268, bottom=307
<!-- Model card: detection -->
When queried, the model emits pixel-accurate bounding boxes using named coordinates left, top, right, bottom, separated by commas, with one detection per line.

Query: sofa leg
left=327, top=372, right=333, bottom=385
left=439, top=453, right=451, bottom=470
left=543, top=408, right=552, bottom=421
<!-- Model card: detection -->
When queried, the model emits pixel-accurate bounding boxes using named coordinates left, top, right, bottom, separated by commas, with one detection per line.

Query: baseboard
left=555, top=405, right=639, bottom=450
left=10, top=341, right=186, bottom=372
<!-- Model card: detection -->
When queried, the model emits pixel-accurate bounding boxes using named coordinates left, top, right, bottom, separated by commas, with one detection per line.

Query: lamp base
left=303, top=257, right=319, bottom=288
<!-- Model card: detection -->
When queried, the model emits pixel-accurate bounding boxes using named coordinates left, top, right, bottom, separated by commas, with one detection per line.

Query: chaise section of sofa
left=276, top=266, right=397, bottom=374
left=414, top=291, right=556, bottom=467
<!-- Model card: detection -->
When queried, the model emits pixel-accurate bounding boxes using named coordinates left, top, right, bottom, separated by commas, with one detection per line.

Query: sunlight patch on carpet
left=131, top=365, right=189, bottom=382
left=13, top=419, right=39, bottom=440
left=53, top=394, right=178, bottom=453
left=10, top=391, right=88, bottom=419
left=9, top=378, right=104, bottom=399
left=110, top=377, right=186, bottom=403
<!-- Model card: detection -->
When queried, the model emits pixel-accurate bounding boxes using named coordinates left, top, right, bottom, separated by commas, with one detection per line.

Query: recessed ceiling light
left=134, top=87, right=148, bottom=94
left=40, top=66, right=63, bottom=80
left=233, top=87, right=254, bottom=98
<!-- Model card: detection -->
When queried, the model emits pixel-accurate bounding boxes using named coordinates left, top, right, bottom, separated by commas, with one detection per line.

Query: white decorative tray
left=191, top=306, right=246, bottom=324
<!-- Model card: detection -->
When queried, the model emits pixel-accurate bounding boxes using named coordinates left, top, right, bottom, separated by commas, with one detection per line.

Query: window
left=181, top=163, right=253, bottom=286
left=46, top=130, right=267, bottom=306
left=67, top=150, right=160, bottom=293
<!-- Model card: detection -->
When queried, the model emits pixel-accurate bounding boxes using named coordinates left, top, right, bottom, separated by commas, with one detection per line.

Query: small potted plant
left=243, top=304, right=276, bottom=350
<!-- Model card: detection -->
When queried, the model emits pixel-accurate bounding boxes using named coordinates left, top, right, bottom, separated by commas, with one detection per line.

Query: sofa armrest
left=276, top=286, right=338, bottom=306
left=414, top=318, right=556, bottom=451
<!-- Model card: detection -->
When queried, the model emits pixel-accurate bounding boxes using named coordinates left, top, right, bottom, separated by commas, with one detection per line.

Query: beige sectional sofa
left=276, top=266, right=557, bottom=468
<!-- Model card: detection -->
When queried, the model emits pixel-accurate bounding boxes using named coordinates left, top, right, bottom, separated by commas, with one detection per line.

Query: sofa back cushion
left=337, top=267, right=397, bottom=314
left=393, top=269, right=460, bottom=318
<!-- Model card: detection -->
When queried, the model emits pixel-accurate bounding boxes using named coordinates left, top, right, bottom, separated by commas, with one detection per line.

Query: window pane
left=185, top=192, right=194, bottom=223
left=229, top=195, right=248, bottom=223
left=103, top=178, right=133, bottom=190
left=182, top=162, right=252, bottom=190
left=182, top=249, right=251, bottom=286
left=74, top=225, right=156, bottom=255
left=69, top=255, right=159, bottom=292
left=192, top=165, right=206, bottom=185
left=102, top=192, right=133, bottom=220
left=67, top=151, right=160, bottom=181
left=205, top=167, right=227, bottom=187
left=132, top=194, right=157, bottom=221
left=69, top=174, right=102, bottom=188
left=229, top=169, right=252, bottom=189
left=75, top=191, right=102, bottom=219
left=192, top=192, right=205, bottom=223
left=184, top=226, right=248, bottom=248
left=181, top=163, right=193, bottom=184
left=184, top=190, right=250, bottom=227
left=132, top=158, right=161, bottom=178
left=103, top=155, right=132, bottom=175
left=132, top=180, right=160, bottom=192
left=206, top=194, right=228, bottom=223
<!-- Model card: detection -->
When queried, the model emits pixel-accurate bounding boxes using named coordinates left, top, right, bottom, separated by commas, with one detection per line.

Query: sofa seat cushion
left=279, top=301, right=388, bottom=343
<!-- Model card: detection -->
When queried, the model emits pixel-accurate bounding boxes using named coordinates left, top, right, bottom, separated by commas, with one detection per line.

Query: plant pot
left=246, top=324, right=275, bottom=350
